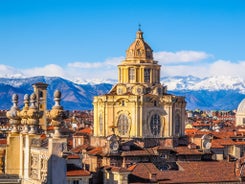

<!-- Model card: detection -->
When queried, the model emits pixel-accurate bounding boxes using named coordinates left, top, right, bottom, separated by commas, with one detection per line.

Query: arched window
left=99, top=114, right=103, bottom=135
left=175, top=114, right=181, bottom=135
left=39, top=91, right=43, bottom=98
left=150, top=114, right=161, bottom=136
left=118, top=114, right=129, bottom=136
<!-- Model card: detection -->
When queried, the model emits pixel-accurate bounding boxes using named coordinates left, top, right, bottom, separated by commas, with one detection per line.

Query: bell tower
left=32, top=82, right=48, bottom=132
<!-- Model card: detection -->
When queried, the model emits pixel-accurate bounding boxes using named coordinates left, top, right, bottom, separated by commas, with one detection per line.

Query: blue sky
left=0, top=0, right=245, bottom=82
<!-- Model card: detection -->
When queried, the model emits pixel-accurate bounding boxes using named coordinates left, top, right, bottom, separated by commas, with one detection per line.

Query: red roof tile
left=66, top=169, right=90, bottom=177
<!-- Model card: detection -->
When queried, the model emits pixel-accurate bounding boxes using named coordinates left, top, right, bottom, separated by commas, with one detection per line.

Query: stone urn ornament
left=27, top=93, right=43, bottom=134
left=19, top=94, right=30, bottom=133
left=47, top=90, right=64, bottom=138
left=6, top=94, right=21, bottom=133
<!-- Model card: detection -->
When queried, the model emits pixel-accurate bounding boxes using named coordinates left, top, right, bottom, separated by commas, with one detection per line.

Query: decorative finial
left=138, top=23, right=141, bottom=31
left=136, top=24, right=143, bottom=39
left=27, top=93, right=43, bottom=134
left=6, top=94, right=21, bottom=133
left=19, top=94, right=30, bottom=133
left=47, top=90, right=65, bottom=138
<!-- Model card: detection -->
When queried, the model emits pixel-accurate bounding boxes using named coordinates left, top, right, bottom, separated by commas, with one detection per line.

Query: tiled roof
left=211, top=138, right=235, bottom=149
left=87, top=147, right=103, bottom=155
left=67, top=154, right=80, bottom=159
left=158, top=161, right=239, bottom=183
left=104, top=166, right=129, bottom=173
left=121, top=149, right=155, bottom=156
left=0, top=139, right=7, bottom=145
left=66, top=163, right=91, bottom=177
left=71, top=144, right=91, bottom=153
left=175, top=146, right=204, bottom=155
left=129, top=161, right=240, bottom=183
left=66, top=169, right=91, bottom=177
left=73, top=127, right=92, bottom=136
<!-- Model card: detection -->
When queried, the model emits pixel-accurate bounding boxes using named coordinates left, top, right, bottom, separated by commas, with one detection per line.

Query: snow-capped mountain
left=162, top=75, right=245, bottom=93
left=0, top=75, right=245, bottom=110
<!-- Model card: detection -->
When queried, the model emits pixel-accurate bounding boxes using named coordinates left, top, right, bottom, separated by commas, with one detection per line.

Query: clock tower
left=92, top=28, right=186, bottom=147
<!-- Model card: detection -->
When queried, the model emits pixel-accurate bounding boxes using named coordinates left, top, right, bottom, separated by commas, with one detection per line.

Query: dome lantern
left=125, top=28, right=153, bottom=61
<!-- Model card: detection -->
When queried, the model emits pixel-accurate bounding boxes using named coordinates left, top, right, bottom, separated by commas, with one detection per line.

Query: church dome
left=237, top=98, right=245, bottom=113
left=126, top=29, right=153, bottom=61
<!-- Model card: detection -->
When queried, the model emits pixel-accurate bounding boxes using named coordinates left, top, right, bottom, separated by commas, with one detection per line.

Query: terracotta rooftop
left=211, top=138, right=235, bottom=149
left=175, top=146, right=204, bottom=155
left=0, top=139, right=7, bottom=145
left=73, top=127, right=92, bottom=136
left=71, top=144, right=91, bottom=154
left=67, top=154, right=80, bottom=159
left=129, top=161, right=240, bottom=183
left=87, top=147, right=103, bottom=156
left=66, top=169, right=90, bottom=177
left=121, top=148, right=155, bottom=157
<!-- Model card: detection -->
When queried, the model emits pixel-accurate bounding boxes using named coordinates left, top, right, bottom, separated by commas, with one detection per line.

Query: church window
left=144, top=68, right=151, bottom=83
left=150, top=114, right=161, bottom=136
left=122, top=100, right=125, bottom=106
left=154, top=100, right=157, bottom=107
left=129, top=68, right=135, bottom=81
left=118, top=114, right=129, bottom=136
left=39, top=91, right=43, bottom=98
left=99, top=114, right=103, bottom=135
left=175, top=114, right=181, bottom=135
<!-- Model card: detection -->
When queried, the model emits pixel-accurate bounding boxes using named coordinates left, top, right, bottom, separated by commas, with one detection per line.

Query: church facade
left=92, top=29, right=186, bottom=143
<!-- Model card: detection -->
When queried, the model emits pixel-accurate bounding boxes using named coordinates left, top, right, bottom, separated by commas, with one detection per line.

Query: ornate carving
left=30, top=153, right=39, bottom=179
left=6, top=94, right=21, bottom=133
left=40, top=157, right=48, bottom=183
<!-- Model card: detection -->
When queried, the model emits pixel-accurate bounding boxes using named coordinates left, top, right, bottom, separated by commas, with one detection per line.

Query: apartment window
left=144, top=68, right=151, bottom=83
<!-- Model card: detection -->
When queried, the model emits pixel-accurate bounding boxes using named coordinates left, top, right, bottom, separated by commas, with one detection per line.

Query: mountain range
left=0, top=75, right=245, bottom=111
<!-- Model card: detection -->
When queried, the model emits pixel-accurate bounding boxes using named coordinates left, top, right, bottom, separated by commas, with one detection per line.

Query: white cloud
left=163, top=64, right=210, bottom=78
left=209, top=60, right=245, bottom=78
left=1, top=51, right=245, bottom=83
left=0, top=64, right=24, bottom=78
left=154, top=51, right=211, bottom=64
left=23, top=64, right=65, bottom=78
left=164, top=59, right=245, bottom=79
left=67, top=56, right=123, bottom=69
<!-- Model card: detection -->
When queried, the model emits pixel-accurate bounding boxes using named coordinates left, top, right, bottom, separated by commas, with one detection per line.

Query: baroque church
left=79, top=29, right=187, bottom=183
left=92, top=28, right=186, bottom=145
